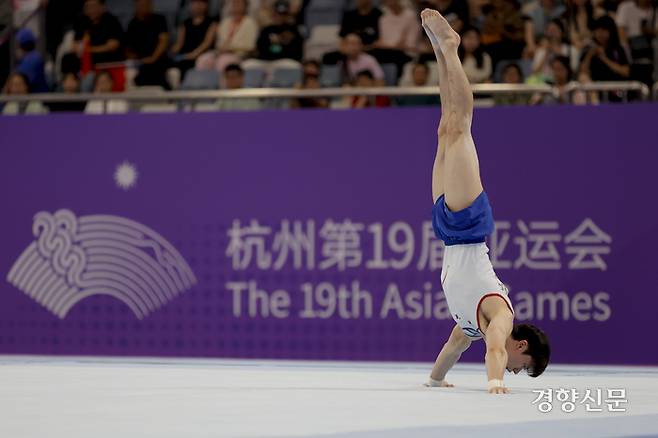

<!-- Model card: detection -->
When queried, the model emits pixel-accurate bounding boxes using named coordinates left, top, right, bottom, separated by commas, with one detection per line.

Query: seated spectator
left=2, top=72, right=48, bottom=115
left=339, top=0, right=382, bottom=48
left=61, top=52, right=82, bottom=76
left=301, top=59, right=322, bottom=78
left=524, top=0, right=567, bottom=57
left=198, top=0, right=259, bottom=73
left=531, top=19, right=579, bottom=81
left=332, top=33, right=385, bottom=84
left=47, top=72, right=87, bottom=112
left=170, top=0, right=217, bottom=78
left=84, top=70, right=129, bottom=114
left=579, top=16, right=630, bottom=82
left=565, top=0, right=598, bottom=49
left=537, top=55, right=587, bottom=104
left=395, top=62, right=441, bottom=106
left=459, top=26, right=493, bottom=83
left=125, top=0, right=170, bottom=88
left=436, top=0, right=471, bottom=32
left=369, top=0, right=420, bottom=76
left=15, top=29, right=49, bottom=93
left=216, top=64, right=262, bottom=111
left=292, top=60, right=330, bottom=109
left=349, top=70, right=391, bottom=108
left=480, top=0, right=526, bottom=67
left=74, top=0, right=124, bottom=71
left=256, top=0, right=304, bottom=61
left=494, top=62, right=531, bottom=105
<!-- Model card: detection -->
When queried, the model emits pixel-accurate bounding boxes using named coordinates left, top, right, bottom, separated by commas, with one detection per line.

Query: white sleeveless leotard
left=441, top=242, right=515, bottom=340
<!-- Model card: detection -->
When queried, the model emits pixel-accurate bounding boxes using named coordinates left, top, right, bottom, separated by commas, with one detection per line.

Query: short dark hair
left=413, top=62, right=429, bottom=73
left=9, top=72, right=31, bottom=92
left=224, top=64, right=244, bottom=75
left=303, top=59, right=321, bottom=70
left=551, top=55, right=572, bottom=80
left=93, top=70, right=114, bottom=88
left=592, top=15, right=621, bottom=48
left=502, top=62, right=524, bottom=82
left=512, top=323, right=550, bottom=377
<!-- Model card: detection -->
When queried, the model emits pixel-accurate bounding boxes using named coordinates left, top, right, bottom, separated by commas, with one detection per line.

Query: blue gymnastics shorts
left=432, top=191, right=494, bottom=246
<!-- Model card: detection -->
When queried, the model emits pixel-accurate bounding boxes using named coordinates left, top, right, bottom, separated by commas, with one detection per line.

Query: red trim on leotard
left=476, top=293, right=515, bottom=335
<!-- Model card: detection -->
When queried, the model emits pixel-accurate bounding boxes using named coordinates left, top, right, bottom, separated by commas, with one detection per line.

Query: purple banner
left=1, top=104, right=657, bottom=365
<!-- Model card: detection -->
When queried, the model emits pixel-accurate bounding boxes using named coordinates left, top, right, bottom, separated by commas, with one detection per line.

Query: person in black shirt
left=47, top=73, right=87, bottom=113
left=125, top=0, right=170, bottom=87
left=73, top=0, right=123, bottom=67
left=170, top=0, right=217, bottom=78
left=579, top=16, right=630, bottom=81
left=45, top=0, right=85, bottom=60
left=256, top=0, right=304, bottom=61
left=339, top=0, right=382, bottom=48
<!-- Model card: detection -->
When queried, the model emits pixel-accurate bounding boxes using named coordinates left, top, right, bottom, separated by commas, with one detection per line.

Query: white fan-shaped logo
left=115, top=161, right=138, bottom=190
left=6, top=209, right=197, bottom=319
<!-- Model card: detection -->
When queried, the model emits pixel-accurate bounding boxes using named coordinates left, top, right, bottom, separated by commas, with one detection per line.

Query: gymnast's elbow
left=485, top=347, right=507, bottom=361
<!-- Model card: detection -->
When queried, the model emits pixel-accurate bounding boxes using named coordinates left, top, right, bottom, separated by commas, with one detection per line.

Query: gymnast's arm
left=483, top=310, right=513, bottom=394
left=428, top=324, right=472, bottom=386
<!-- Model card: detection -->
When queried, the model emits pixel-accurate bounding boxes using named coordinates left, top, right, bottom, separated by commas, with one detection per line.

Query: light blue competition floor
left=0, top=357, right=657, bottom=438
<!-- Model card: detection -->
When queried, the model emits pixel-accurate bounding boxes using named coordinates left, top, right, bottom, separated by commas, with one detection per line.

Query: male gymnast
left=420, top=8, right=551, bottom=394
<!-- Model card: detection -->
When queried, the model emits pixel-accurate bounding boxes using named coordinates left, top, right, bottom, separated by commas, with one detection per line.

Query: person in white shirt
left=458, top=26, right=492, bottom=83
left=343, top=33, right=385, bottom=83
left=369, top=0, right=420, bottom=78
left=1, top=72, right=48, bottom=115
left=84, top=70, right=129, bottom=114
left=616, top=0, right=657, bottom=42
left=197, top=0, right=259, bottom=73
left=531, top=19, right=579, bottom=81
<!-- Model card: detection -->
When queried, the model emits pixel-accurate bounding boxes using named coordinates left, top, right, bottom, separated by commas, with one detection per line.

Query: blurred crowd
left=1, top=0, right=656, bottom=113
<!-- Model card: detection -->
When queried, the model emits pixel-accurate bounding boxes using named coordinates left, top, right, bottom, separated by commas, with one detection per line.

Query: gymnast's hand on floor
left=424, top=378, right=455, bottom=388
left=488, top=386, right=510, bottom=394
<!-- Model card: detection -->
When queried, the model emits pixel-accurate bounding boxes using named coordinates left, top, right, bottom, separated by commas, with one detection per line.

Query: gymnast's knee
left=444, top=114, right=471, bottom=145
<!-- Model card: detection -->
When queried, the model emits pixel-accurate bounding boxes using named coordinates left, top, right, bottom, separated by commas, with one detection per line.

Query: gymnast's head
left=504, top=323, right=550, bottom=377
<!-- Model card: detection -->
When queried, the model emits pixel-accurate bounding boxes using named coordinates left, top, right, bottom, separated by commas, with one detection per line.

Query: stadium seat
left=153, top=0, right=183, bottom=33
left=320, top=64, right=343, bottom=87
left=80, top=72, right=96, bottom=93
left=304, top=25, right=341, bottom=61
left=243, top=67, right=267, bottom=88
left=269, top=66, right=303, bottom=88
left=105, top=0, right=134, bottom=29
left=181, top=69, right=220, bottom=90
left=345, top=0, right=381, bottom=8
left=381, top=63, right=398, bottom=86
left=305, top=0, right=344, bottom=31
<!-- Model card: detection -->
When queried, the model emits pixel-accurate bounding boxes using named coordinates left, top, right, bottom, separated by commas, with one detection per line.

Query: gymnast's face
left=505, top=338, right=532, bottom=375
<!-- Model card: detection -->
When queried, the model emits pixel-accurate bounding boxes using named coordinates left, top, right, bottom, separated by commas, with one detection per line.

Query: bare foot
left=420, top=8, right=460, bottom=53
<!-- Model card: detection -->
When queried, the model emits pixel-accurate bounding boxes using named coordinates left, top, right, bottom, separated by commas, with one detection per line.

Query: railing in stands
left=0, top=81, right=652, bottom=108
left=564, top=81, right=652, bottom=103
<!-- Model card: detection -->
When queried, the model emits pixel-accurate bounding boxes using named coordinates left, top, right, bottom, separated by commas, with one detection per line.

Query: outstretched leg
left=423, top=18, right=451, bottom=203
left=421, top=9, right=483, bottom=212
